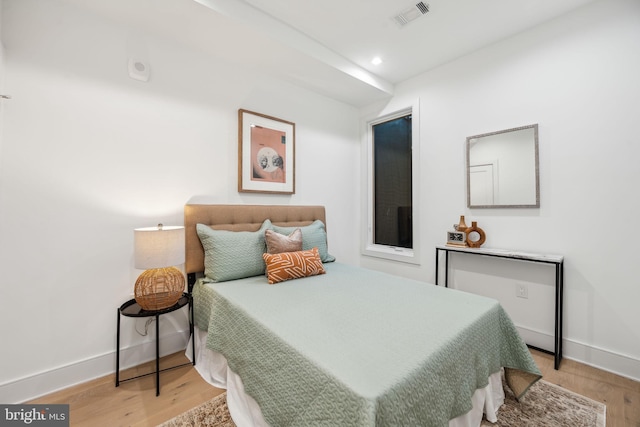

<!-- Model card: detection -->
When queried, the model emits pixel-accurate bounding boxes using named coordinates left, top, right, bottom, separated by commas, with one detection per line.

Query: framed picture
left=238, top=109, right=295, bottom=194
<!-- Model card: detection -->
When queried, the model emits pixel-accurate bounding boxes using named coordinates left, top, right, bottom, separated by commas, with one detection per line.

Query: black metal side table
left=116, top=293, right=195, bottom=396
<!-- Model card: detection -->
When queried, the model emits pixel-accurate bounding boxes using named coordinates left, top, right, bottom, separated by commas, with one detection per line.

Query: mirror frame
left=466, top=124, right=540, bottom=209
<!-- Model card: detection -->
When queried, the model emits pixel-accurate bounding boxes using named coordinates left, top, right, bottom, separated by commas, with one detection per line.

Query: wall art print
left=238, top=109, right=295, bottom=194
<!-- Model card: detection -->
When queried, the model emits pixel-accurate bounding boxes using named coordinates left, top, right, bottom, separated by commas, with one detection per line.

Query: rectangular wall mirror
left=466, top=124, right=539, bottom=208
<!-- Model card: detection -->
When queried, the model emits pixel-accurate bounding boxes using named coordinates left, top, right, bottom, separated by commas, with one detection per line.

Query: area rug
left=160, top=392, right=235, bottom=427
left=481, top=379, right=606, bottom=427
left=160, top=380, right=606, bottom=427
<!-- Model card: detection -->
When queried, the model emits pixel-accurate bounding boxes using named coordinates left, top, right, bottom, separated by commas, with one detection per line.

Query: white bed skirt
left=188, top=328, right=504, bottom=427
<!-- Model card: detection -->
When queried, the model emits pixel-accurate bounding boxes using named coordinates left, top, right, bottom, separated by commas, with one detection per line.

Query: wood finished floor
left=27, top=349, right=640, bottom=427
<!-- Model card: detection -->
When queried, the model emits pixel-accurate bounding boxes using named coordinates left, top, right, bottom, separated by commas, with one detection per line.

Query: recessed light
left=371, top=56, right=383, bottom=66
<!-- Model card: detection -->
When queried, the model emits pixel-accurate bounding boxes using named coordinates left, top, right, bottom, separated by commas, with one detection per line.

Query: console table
left=435, top=245, right=564, bottom=369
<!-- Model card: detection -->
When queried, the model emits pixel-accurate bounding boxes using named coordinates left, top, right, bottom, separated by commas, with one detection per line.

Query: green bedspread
left=193, top=262, right=541, bottom=427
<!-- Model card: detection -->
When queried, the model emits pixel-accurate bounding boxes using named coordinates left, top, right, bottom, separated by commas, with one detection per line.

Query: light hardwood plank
left=531, top=349, right=640, bottom=427
left=27, top=352, right=223, bottom=427
left=28, top=350, right=640, bottom=426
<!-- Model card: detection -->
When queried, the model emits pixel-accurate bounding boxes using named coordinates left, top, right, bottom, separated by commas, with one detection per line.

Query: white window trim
left=362, top=100, right=420, bottom=264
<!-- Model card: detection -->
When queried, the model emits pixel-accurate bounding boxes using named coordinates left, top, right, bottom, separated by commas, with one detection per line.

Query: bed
left=184, top=203, right=541, bottom=427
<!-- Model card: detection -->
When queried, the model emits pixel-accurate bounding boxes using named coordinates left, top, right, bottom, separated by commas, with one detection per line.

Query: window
left=363, top=103, right=420, bottom=264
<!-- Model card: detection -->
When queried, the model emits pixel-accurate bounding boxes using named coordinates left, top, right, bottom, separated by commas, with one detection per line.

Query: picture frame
left=238, top=109, right=295, bottom=194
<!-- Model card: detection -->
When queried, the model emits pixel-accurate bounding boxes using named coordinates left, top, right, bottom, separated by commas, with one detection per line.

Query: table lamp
left=134, top=224, right=185, bottom=310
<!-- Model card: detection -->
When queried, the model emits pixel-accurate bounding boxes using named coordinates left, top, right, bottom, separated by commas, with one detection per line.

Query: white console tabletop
left=435, top=244, right=564, bottom=264
left=435, top=244, right=564, bottom=369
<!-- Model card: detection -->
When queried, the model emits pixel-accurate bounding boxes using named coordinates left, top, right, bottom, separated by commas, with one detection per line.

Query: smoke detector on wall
left=128, top=58, right=150, bottom=82
left=393, top=2, right=430, bottom=27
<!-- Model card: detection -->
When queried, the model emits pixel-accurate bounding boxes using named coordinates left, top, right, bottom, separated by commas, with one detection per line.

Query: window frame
left=362, top=101, right=420, bottom=264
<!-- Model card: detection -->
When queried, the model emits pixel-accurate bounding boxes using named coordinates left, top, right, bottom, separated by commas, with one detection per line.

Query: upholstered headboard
left=184, top=204, right=326, bottom=280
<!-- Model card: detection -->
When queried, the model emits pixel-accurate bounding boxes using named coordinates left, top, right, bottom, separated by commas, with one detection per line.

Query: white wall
left=2, top=0, right=638, bottom=404
left=360, top=0, right=640, bottom=380
left=0, top=1, right=4, bottom=158
left=0, top=0, right=360, bottom=402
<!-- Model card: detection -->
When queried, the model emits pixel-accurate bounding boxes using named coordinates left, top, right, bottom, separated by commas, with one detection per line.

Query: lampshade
left=133, top=224, right=185, bottom=311
left=134, top=225, right=185, bottom=269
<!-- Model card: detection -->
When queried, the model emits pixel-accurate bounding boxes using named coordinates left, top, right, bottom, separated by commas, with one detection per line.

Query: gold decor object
left=465, top=221, right=486, bottom=248
left=457, top=215, right=468, bottom=232
left=134, top=224, right=185, bottom=310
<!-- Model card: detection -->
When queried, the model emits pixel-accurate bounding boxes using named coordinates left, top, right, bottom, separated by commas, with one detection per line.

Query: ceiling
left=62, top=0, right=598, bottom=106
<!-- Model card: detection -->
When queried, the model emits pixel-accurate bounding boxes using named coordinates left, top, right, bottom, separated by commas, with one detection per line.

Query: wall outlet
left=516, top=283, right=529, bottom=299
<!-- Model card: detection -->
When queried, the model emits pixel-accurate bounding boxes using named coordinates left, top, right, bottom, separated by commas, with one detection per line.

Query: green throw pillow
left=196, top=219, right=273, bottom=282
left=272, top=220, right=335, bottom=263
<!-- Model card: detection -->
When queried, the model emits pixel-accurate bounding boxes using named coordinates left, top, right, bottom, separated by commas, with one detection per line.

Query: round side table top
left=119, top=294, right=190, bottom=318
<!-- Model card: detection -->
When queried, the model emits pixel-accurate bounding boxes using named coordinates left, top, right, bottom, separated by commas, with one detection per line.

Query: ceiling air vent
left=394, top=2, right=430, bottom=27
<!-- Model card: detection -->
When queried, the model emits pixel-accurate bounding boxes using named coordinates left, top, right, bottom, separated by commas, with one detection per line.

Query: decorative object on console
left=465, top=221, right=486, bottom=248
left=134, top=224, right=185, bottom=310
left=447, top=214, right=469, bottom=247
left=447, top=230, right=467, bottom=247
left=457, top=215, right=468, bottom=232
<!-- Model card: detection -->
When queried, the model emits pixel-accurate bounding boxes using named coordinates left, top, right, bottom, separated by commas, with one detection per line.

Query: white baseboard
left=563, top=339, right=640, bottom=383
left=517, top=325, right=640, bottom=382
left=0, top=329, right=190, bottom=404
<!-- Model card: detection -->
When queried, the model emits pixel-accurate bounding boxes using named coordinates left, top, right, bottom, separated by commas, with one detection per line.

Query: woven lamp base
left=134, top=266, right=185, bottom=311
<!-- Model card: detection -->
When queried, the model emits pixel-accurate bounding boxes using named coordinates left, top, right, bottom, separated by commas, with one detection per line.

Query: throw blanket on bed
left=193, top=262, right=541, bottom=427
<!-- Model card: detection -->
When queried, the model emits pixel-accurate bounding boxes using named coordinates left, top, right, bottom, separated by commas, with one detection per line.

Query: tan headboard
left=184, top=204, right=326, bottom=277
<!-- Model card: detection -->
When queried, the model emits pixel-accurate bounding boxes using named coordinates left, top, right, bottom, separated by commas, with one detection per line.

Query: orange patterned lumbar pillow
left=262, top=247, right=326, bottom=284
